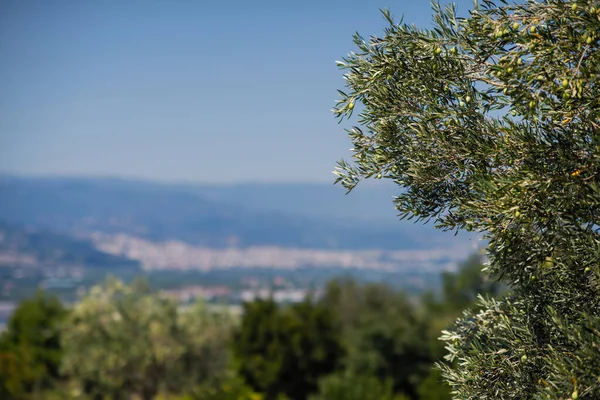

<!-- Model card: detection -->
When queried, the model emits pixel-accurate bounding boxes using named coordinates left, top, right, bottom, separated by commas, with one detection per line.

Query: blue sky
left=0, top=0, right=475, bottom=183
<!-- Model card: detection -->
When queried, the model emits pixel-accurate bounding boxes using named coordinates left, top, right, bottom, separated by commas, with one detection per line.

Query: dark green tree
left=333, top=1, right=600, bottom=399
left=415, top=369, right=451, bottom=400
left=232, top=299, right=344, bottom=400
left=309, top=371, right=409, bottom=400
left=421, top=252, right=506, bottom=377
left=440, top=253, right=505, bottom=310
left=188, top=376, right=264, bottom=400
left=320, top=280, right=433, bottom=399
left=0, top=290, right=67, bottom=397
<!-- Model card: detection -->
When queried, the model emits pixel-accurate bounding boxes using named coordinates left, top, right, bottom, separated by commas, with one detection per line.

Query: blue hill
left=0, top=175, right=469, bottom=250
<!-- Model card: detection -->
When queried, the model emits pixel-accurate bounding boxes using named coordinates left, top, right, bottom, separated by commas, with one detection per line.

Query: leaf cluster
left=334, top=1, right=600, bottom=398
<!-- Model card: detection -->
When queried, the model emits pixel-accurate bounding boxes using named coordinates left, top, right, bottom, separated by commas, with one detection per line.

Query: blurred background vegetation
left=0, top=253, right=505, bottom=399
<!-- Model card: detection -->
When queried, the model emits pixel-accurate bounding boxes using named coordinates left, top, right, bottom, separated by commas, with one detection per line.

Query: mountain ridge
left=0, top=175, right=470, bottom=251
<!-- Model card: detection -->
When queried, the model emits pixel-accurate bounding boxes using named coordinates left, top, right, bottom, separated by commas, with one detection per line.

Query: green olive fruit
left=591, top=7, right=597, bottom=14
left=586, top=36, right=594, bottom=44
left=521, top=354, right=527, bottom=362
left=515, top=210, right=521, bottom=217
left=572, top=3, right=577, bottom=11
left=529, top=101, right=536, bottom=108
left=435, top=47, right=442, bottom=55
left=348, top=101, right=355, bottom=110
left=530, top=26, right=537, bottom=33
left=376, top=173, right=382, bottom=179
left=585, top=267, right=591, bottom=273
left=512, top=22, right=520, bottom=30
left=562, top=79, right=569, bottom=88
left=572, top=390, right=579, bottom=399
left=543, top=257, right=554, bottom=268
left=451, top=47, right=458, bottom=54
left=459, top=101, right=466, bottom=107
left=465, top=95, right=471, bottom=102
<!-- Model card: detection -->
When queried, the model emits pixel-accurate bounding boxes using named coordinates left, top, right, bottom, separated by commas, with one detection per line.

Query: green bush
left=61, top=277, right=234, bottom=400
left=0, top=290, right=67, bottom=397
left=232, top=299, right=344, bottom=400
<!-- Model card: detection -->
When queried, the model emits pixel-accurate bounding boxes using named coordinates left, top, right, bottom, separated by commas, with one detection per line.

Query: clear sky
left=0, top=0, right=476, bottom=184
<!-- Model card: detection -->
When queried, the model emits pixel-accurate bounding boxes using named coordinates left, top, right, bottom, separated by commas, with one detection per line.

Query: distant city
left=0, top=175, right=481, bottom=326
left=90, top=232, right=469, bottom=272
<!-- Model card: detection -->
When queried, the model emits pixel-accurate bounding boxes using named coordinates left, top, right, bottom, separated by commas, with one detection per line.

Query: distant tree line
left=0, top=253, right=503, bottom=399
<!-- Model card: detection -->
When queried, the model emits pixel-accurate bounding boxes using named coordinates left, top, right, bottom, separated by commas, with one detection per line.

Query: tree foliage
left=0, top=253, right=495, bottom=399
left=333, top=1, right=600, bottom=399
left=61, top=277, right=233, bottom=400
left=232, top=298, right=344, bottom=400
left=234, top=255, right=493, bottom=400
left=320, top=279, right=434, bottom=399
left=184, top=376, right=264, bottom=400
left=439, top=252, right=505, bottom=311
left=0, top=290, right=67, bottom=398
left=309, top=371, right=409, bottom=400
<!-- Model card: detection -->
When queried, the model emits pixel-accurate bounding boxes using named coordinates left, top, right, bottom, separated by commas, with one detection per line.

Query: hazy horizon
left=0, top=170, right=399, bottom=187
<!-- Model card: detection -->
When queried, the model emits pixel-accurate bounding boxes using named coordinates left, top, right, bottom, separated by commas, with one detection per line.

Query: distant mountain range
left=0, top=220, right=139, bottom=270
left=0, top=175, right=472, bottom=251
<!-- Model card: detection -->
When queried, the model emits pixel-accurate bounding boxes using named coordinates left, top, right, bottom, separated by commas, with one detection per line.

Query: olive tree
left=61, top=278, right=234, bottom=400
left=333, top=1, right=600, bottom=399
